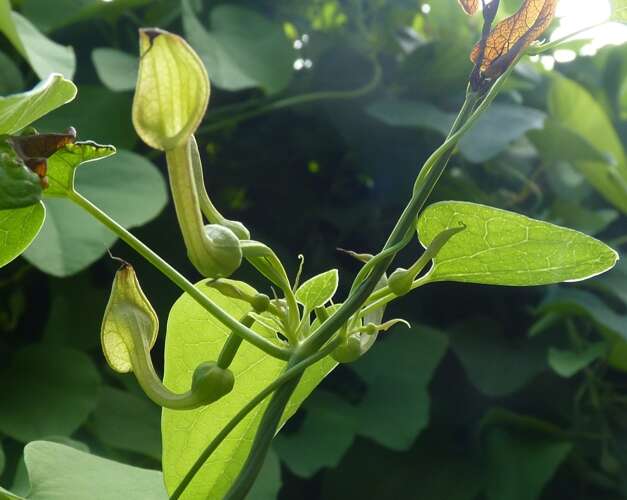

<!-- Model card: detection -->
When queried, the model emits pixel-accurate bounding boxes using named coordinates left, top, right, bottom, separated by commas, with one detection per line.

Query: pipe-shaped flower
left=133, top=28, right=210, bottom=151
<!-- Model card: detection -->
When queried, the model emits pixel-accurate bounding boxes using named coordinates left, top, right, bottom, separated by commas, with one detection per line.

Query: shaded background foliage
left=2, top=0, right=627, bottom=498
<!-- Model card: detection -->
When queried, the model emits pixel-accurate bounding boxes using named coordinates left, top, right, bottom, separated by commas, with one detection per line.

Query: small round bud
left=203, top=224, right=243, bottom=277
left=387, top=268, right=412, bottom=296
left=192, top=361, right=235, bottom=404
left=251, top=293, right=271, bottom=313
left=331, top=335, right=363, bottom=364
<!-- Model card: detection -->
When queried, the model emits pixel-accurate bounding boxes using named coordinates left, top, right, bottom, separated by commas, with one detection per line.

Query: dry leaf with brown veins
left=458, top=0, right=480, bottom=15
left=471, top=0, right=558, bottom=78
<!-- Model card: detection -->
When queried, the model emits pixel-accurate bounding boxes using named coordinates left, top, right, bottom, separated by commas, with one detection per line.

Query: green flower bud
left=387, top=268, right=413, bottom=296
left=203, top=224, right=243, bottom=278
left=192, top=361, right=235, bottom=404
left=221, top=218, right=251, bottom=241
left=331, top=334, right=364, bottom=364
left=251, top=293, right=271, bottom=313
left=133, top=29, right=210, bottom=151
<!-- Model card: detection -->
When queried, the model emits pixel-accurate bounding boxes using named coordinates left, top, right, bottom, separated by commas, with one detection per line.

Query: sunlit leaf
left=417, top=201, right=618, bottom=286
left=548, top=75, right=627, bottom=214
left=296, top=269, right=339, bottom=309
left=0, top=74, right=76, bottom=136
left=0, top=2, right=75, bottom=80
left=162, top=279, right=335, bottom=499
left=0, top=203, right=45, bottom=269
left=23, top=150, right=167, bottom=276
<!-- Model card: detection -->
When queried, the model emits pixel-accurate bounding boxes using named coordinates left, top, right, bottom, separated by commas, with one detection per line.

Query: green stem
left=68, top=190, right=291, bottom=361
left=169, top=336, right=341, bottom=500
left=217, top=315, right=254, bottom=369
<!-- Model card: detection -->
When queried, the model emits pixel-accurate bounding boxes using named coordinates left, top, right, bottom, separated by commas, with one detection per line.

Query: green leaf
left=0, top=204, right=45, bottom=269
left=45, top=141, right=116, bottom=196
left=367, top=99, right=545, bottom=162
left=548, top=75, right=627, bottom=214
left=34, top=85, right=137, bottom=150
left=0, top=51, right=24, bottom=95
left=484, top=425, right=572, bottom=500
left=459, top=104, right=545, bottom=163
left=548, top=342, right=607, bottom=378
left=296, top=269, right=339, bottom=309
left=182, top=1, right=293, bottom=94
left=90, top=387, right=161, bottom=460
left=1, top=441, right=167, bottom=500
left=248, top=450, right=282, bottom=500
left=417, top=201, right=618, bottom=286
left=449, top=318, right=548, bottom=397
left=0, top=440, right=5, bottom=477
left=23, top=149, right=167, bottom=276
left=92, top=48, right=138, bottom=92
left=547, top=201, right=618, bottom=236
left=321, top=432, right=483, bottom=500
left=276, top=326, right=449, bottom=477
left=611, top=0, right=627, bottom=21
left=0, top=345, right=101, bottom=442
left=0, top=74, right=77, bottom=136
left=274, top=391, right=356, bottom=478
left=21, top=0, right=152, bottom=33
left=0, top=5, right=75, bottom=80
left=529, top=120, right=616, bottom=165
left=0, top=156, right=42, bottom=209
left=43, top=274, right=108, bottom=351
left=162, top=279, right=336, bottom=499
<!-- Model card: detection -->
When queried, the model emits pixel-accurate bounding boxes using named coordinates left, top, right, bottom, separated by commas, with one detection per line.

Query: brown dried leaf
left=458, top=0, right=480, bottom=15
left=471, top=0, right=557, bottom=77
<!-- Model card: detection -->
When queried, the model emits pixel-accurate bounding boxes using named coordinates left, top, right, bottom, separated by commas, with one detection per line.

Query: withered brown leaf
left=470, top=0, right=557, bottom=78
left=458, top=0, right=480, bottom=15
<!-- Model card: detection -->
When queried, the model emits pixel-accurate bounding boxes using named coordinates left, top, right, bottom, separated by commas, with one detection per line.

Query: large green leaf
left=449, top=318, right=548, bottom=397
left=483, top=419, right=572, bottom=500
left=162, top=279, right=336, bottom=499
left=367, top=99, right=545, bottom=162
left=0, top=204, right=45, bottom=269
left=23, top=149, right=167, bottom=276
left=0, top=345, right=101, bottom=442
left=0, top=74, right=76, bottom=135
left=182, top=1, right=293, bottom=94
left=0, top=441, right=167, bottom=500
left=20, top=0, right=152, bottom=33
left=276, top=326, right=449, bottom=476
left=417, top=201, right=618, bottom=286
left=295, top=269, right=339, bottom=310
left=548, top=342, right=607, bottom=378
left=548, top=76, right=627, bottom=214
left=92, top=48, right=138, bottom=92
left=34, top=85, right=137, bottom=150
left=90, top=387, right=161, bottom=461
left=0, top=51, right=24, bottom=95
left=0, top=3, right=75, bottom=80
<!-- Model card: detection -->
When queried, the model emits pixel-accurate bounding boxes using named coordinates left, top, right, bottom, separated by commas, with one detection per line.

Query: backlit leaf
left=162, top=279, right=336, bottom=499
left=0, top=203, right=45, bottom=269
left=417, top=201, right=618, bottom=286
left=296, top=269, right=339, bottom=309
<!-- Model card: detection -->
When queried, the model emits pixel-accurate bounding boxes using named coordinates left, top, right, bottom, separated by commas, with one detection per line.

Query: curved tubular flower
left=471, top=0, right=558, bottom=78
